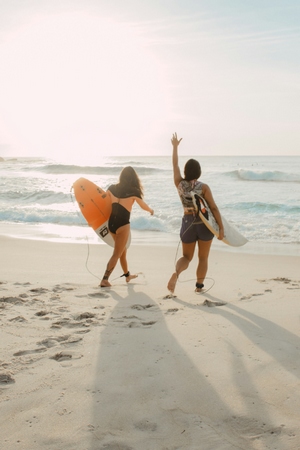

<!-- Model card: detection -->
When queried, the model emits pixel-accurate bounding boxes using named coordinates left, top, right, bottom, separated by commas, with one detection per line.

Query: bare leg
left=100, top=225, right=130, bottom=287
left=119, top=248, right=138, bottom=283
left=195, top=239, right=213, bottom=291
left=167, top=242, right=196, bottom=293
left=100, top=266, right=114, bottom=288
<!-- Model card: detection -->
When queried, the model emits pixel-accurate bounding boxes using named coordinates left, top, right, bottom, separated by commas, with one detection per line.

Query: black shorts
left=180, top=215, right=214, bottom=243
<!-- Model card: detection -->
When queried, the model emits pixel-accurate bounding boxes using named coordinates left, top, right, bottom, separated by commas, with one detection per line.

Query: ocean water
left=0, top=155, right=299, bottom=256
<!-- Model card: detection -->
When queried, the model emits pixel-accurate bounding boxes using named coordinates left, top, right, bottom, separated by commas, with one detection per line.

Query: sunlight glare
left=0, top=12, right=171, bottom=158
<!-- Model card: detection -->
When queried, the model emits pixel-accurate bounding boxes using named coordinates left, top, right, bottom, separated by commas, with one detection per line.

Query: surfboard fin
left=194, top=194, right=209, bottom=220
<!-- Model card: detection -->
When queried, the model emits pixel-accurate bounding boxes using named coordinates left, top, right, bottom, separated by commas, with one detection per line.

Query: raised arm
left=135, top=197, right=154, bottom=215
left=171, top=132, right=183, bottom=187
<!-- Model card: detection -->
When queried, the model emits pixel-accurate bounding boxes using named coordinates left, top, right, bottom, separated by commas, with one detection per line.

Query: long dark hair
left=119, top=166, right=144, bottom=198
left=184, top=159, right=201, bottom=181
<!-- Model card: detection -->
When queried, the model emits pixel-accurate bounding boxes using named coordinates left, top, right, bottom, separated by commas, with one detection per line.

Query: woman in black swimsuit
left=100, top=166, right=154, bottom=287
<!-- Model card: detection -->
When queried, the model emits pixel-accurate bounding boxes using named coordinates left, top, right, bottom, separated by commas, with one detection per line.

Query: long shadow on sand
left=203, top=292, right=300, bottom=381
left=88, top=285, right=286, bottom=450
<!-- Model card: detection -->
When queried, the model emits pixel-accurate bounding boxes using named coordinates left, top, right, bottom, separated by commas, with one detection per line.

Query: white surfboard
left=93, top=220, right=131, bottom=248
left=191, top=192, right=248, bottom=247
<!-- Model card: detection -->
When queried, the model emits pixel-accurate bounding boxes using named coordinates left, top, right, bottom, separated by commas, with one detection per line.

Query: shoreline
left=0, top=222, right=299, bottom=257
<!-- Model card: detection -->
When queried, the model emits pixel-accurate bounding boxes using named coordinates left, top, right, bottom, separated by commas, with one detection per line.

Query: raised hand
left=171, top=132, right=182, bottom=147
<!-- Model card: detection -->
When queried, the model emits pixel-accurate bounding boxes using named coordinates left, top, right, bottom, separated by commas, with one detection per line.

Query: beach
left=1, top=0, right=300, bottom=446
left=1, top=235, right=300, bottom=449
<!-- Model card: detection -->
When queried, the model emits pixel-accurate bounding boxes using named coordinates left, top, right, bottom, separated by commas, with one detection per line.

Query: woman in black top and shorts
left=167, top=133, right=224, bottom=294
left=100, top=166, right=154, bottom=287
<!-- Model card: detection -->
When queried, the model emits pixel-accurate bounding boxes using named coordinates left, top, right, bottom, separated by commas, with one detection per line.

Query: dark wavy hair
left=184, top=159, right=201, bottom=181
left=119, top=166, right=144, bottom=197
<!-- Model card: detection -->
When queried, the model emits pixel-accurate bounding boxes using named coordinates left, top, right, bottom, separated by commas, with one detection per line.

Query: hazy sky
left=0, top=0, right=299, bottom=159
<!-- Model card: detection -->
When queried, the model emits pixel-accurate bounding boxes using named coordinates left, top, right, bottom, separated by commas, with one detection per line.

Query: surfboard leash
left=69, top=189, right=102, bottom=281
left=70, top=188, right=146, bottom=284
left=176, top=276, right=216, bottom=294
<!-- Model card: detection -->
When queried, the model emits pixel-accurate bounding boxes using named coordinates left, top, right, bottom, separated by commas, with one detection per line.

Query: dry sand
left=1, top=236, right=300, bottom=449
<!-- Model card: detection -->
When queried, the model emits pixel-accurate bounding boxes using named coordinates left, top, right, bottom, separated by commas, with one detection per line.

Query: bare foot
left=126, top=274, right=138, bottom=283
left=167, top=273, right=177, bottom=293
left=100, top=280, right=111, bottom=288
left=195, top=282, right=204, bottom=293
left=195, top=286, right=204, bottom=293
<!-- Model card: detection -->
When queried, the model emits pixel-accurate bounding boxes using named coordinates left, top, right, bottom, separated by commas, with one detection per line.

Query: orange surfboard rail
left=73, top=178, right=112, bottom=230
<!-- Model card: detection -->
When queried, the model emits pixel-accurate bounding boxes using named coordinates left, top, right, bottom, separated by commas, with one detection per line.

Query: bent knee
left=182, top=254, right=193, bottom=262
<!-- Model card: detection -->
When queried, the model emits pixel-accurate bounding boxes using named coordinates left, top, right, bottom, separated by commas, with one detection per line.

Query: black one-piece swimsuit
left=108, top=203, right=130, bottom=234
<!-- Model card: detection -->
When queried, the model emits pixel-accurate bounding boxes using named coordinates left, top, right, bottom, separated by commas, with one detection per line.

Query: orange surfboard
left=73, top=178, right=131, bottom=248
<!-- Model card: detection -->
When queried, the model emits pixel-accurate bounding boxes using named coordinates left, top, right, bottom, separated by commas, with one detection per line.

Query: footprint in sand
left=63, top=335, right=83, bottom=344
left=203, top=299, right=227, bottom=307
left=35, top=310, right=51, bottom=318
left=50, top=351, right=82, bottom=362
left=52, top=284, right=75, bottom=293
left=9, top=315, right=27, bottom=322
left=165, top=308, right=179, bottom=314
left=88, top=292, right=110, bottom=298
left=240, top=293, right=263, bottom=301
left=29, top=288, right=49, bottom=294
left=259, top=277, right=300, bottom=288
left=50, top=352, right=73, bottom=362
left=0, top=296, right=24, bottom=305
left=111, top=315, right=138, bottom=323
left=74, top=312, right=96, bottom=320
left=75, top=329, right=91, bottom=334
left=37, top=338, right=58, bottom=348
left=0, top=372, right=15, bottom=384
left=127, top=320, right=156, bottom=328
left=272, top=277, right=292, bottom=284
left=51, top=311, right=102, bottom=329
left=131, top=304, right=155, bottom=310
left=51, top=318, right=88, bottom=329
left=75, top=292, right=110, bottom=299
left=13, top=348, right=47, bottom=356
left=111, top=315, right=156, bottom=328
left=38, top=335, right=83, bottom=348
